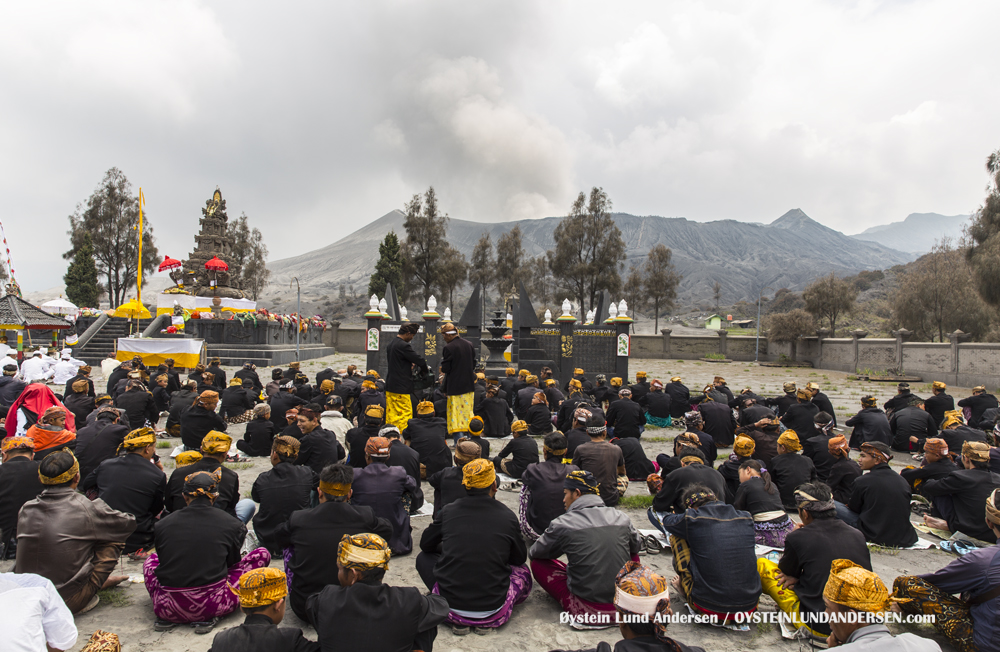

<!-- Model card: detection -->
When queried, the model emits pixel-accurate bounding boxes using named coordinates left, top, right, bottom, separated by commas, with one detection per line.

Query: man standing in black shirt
left=439, top=322, right=476, bottom=441
left=385, top=323, right=428, bottom=432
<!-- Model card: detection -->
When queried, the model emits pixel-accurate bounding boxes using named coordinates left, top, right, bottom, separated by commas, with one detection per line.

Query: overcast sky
left=4, top=0, right=999, bottom=292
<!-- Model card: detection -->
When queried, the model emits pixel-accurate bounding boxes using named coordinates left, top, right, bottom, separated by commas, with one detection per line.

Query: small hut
left=0, top=294, right=72, bottom=361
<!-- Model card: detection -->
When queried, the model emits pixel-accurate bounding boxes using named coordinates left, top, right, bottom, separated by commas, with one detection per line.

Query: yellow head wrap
left=462, top=458, right=496, bottom=489
left=416, top=401, right=435, bottom=415
left=230, top=567, right=287, bottom=608
left=941, top=410, right=964, bottom=429
left=511, top=420, right=528, bottom=434
left=229, top=377, right=243, bottom=387
left=796, top=388, right=811, bottom=400
left=120, top=427, right=156, bottom=452
left=365, top=404, right=385, bottom=420
left=175, top=451, right=203, bottom=467
left=38, top=450, right=79, bottom=485
left=777, top=430, right=801, bottom=453
left=574, top=368, right=584, bottom=376
left=733, top=435, right=755, bottom=458
left=1, top=436, right=34, bottom=453
left=670, top=376, right=681, bottom=383
left=518, top=369, right=529, bottom=378
left=366, top=369, right=380, bottom=379
left=525, top=374, right=538, bottom=384
left=201, top=431, right=232, bottom=454
left=320, top=379, right=335, bottom=392
left=569, top=378, right=582, bottom=390
left=823, top=559, right=890, bottom=612
left=932, top=381, right=947, bottom=390
left=362, top=380, right=377, bottom=391
left=610, top=377, right=623, bottom=387
left=338, top=533, right=391, bottom=571
left=319, top=479, right=351, bottom=497
left=637, top=371, right=647, bottom=380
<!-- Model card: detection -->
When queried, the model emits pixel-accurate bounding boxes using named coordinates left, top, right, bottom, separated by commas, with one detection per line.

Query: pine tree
left=368, top=231, right=404, bottom=298
left=63, top=232, right=101, bottom=307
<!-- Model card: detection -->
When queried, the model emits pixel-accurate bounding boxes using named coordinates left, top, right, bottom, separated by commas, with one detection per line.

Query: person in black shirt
left=765, top=382, right=797, bottom=418
left=151, top=374, right=171, bottom=413
left=493, top=420, right=539, bottom=479
left=802, top=412, right=837, bottom=482
left=197, top=372, right=219, bottom=397
left=0, top=436, right=43, bottom=559
left=836, top=441, right=918, bottom=547
left=543, top=379, right=565, bottom=412
left=416, top=459, right=530, bottom=631
left=664, top=376, right=691, bottom=420
left=429, top=439, right=480, bottom=517
left=606, top=388, right=646, bottom=439
left=344, top=404, right=384, bottom=469
left=76, top=407, right=130, bottom=484
left=385, top=427, right=421, bottom=485
left=238, top=404, right=276, bottom=457
left=768, top=431, right=817, bottom=510
left=845, top=396, right=892, bottom=448
left=146, top=469, right=269, bottom=632
left=220, top=378, right=254, bottom=424
left=209, top=567, right=319, bottom=652
left=718, top=435, right=756, bottom=501
left=824, top=435, right=862, bottom=504
left=63, top=364, right=95, bottom=400
left=921, top=441, right=1000, bottom=543
left=295, top=405, right=345, bottom=475
left=698, top=397, right=735, bottom=448
left=757, top=481, right=871, bottom=638
left=737, top=396, right=774, bottom=428
left=525, top=390, right=553, bottom=437
left=476, top=385, right=513, bottom=438
left=555, top=380, right=588, bottom=432
left=883, top=382, right=918, bottom=416
left=891, top=399, right=938, bottom=452
left=88, top=428, right=166, bottom=555
left=804, top=382, right=837, bottom=427
left=309, top=534, right=447, bottom=652
left=958, top=385, right=1000, bottom=430
left=611, top=435, right=655, bottom=480
left=251, top=436, right=317, bottom=555
left=206, top=358, right=227, bottom=390
left=733, top=458, right=794, bottom=547
left=499, top=367, right=518, bottom=406
left=900, top=437, right=957, bottom=495
left=180, top=391, right=227, bottom=451
left=233, top=363, right=263, bottom=393
left=781, top=389, right=819, bottom=441
left=115, top=379, right=159, bottom=430
left=440, top=322, right=477, bottom=440
left=64, top=378, right=96, bottom=427
left=268, top=382, right=307, bottom=432
left=651, top=448, right=726, bottom=514
left=924, top=381, right=954, bottom=427
left=272, top=463, right=392, bottom=624
left=165, top=432, right=242, bottom=520
left=402, top=401, right=452, bottom=479
left=462, top=416, right=491, bottom=459
left=165, top=381, right=197, bottom=437
left=519, top=433, right=578, bottom=542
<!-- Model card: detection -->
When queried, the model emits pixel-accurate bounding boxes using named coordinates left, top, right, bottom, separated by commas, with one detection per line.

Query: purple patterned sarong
left=143, top=547, right=271, bottom=623
left=282, top=546, right=295, bottom=593
left=754, top=516, right=795, bottom=548
left=432, top=564, right=532, bottom=628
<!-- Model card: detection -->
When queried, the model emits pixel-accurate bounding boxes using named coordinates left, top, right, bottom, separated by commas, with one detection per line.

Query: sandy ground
left=8, top=355, right=965, bottom=651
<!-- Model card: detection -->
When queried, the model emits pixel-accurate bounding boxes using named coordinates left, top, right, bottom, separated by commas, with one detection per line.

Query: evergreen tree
left=368, top=231, right=404, bottom=298
left=63, top=232, right=101, bottom=307
left=401, top=188, right=449, bottom=304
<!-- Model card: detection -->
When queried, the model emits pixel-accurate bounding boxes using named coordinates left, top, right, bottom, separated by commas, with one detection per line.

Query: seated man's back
left=153, top=492, right=246, bottom=588
left=0, top=572, right=78, bottom=652
left=272, top=463, right=392, bottom=623
left=0, top=437, right=44, bottom=557
left=91, top=435, right=166, bottom=554
left=251, top=436, right=317, bottom=554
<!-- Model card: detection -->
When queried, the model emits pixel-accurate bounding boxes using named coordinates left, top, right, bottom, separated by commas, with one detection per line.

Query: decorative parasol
left=112, top=299, right=152, bottom=320
left=205, top=257, right=228, bottom=271
left=158, top=256, right=182, bottom=272
left=40, top=297, right=78, bottom=315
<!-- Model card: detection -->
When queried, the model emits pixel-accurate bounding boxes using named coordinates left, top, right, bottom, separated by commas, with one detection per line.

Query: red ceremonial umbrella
left=205, top=257, right=229, bottom=271
left=158, top=256, right=182, bottom=272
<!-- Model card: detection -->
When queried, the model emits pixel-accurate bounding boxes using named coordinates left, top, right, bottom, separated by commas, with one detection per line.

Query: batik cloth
left=386, top=392, right=413, bottom=431
left=518, top=485, right=541, bottom=544
left=225, top=410, right=253, bottom=425
left=753, top=516, right=796, bottom=548
left=446, top=392, right=474, bottom=435
left=530, top=558, right=617, bottom=618
left=432, top=565, right=532, bottom=628
left=668, top=535, right=756, bottom=625
left=282, top=546, right=295, bottom=594
left=142, top=547, right=271, bottom=623
left=892, top=576, right=976, bottom=652
left=757, top=558, right=827, bottom=638
left=647, top=415, right=672, bottom=428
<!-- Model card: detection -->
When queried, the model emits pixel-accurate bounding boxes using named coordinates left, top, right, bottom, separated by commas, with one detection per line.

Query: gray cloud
left=2, top=0, right=999, bottom=292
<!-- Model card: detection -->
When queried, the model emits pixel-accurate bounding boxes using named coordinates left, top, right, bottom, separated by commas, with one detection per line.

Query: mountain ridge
left=850, top=212, right=969, bottom=253
left=265, top=208, right=915, bottom=309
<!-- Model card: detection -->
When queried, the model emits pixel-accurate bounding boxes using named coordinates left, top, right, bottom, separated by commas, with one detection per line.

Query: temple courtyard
left=22, top=355, right=967, bottom=652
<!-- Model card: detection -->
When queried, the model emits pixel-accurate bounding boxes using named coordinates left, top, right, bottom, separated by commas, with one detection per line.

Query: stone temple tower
left=181, top=187, right=245, bottom=298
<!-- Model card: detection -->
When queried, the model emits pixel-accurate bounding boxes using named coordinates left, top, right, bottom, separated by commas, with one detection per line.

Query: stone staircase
left=74, top=318, right=153, bottom=365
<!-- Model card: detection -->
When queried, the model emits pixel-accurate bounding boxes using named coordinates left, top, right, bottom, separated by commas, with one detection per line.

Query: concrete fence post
left=851, top=330, right=868, bottom=374
left=661, top=329, right=672, bottom=358
left=717, top=329, right=728, bottom=358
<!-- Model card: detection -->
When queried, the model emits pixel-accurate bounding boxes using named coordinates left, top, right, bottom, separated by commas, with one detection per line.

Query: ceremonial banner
left=116, top=337, right=204, bottom=368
